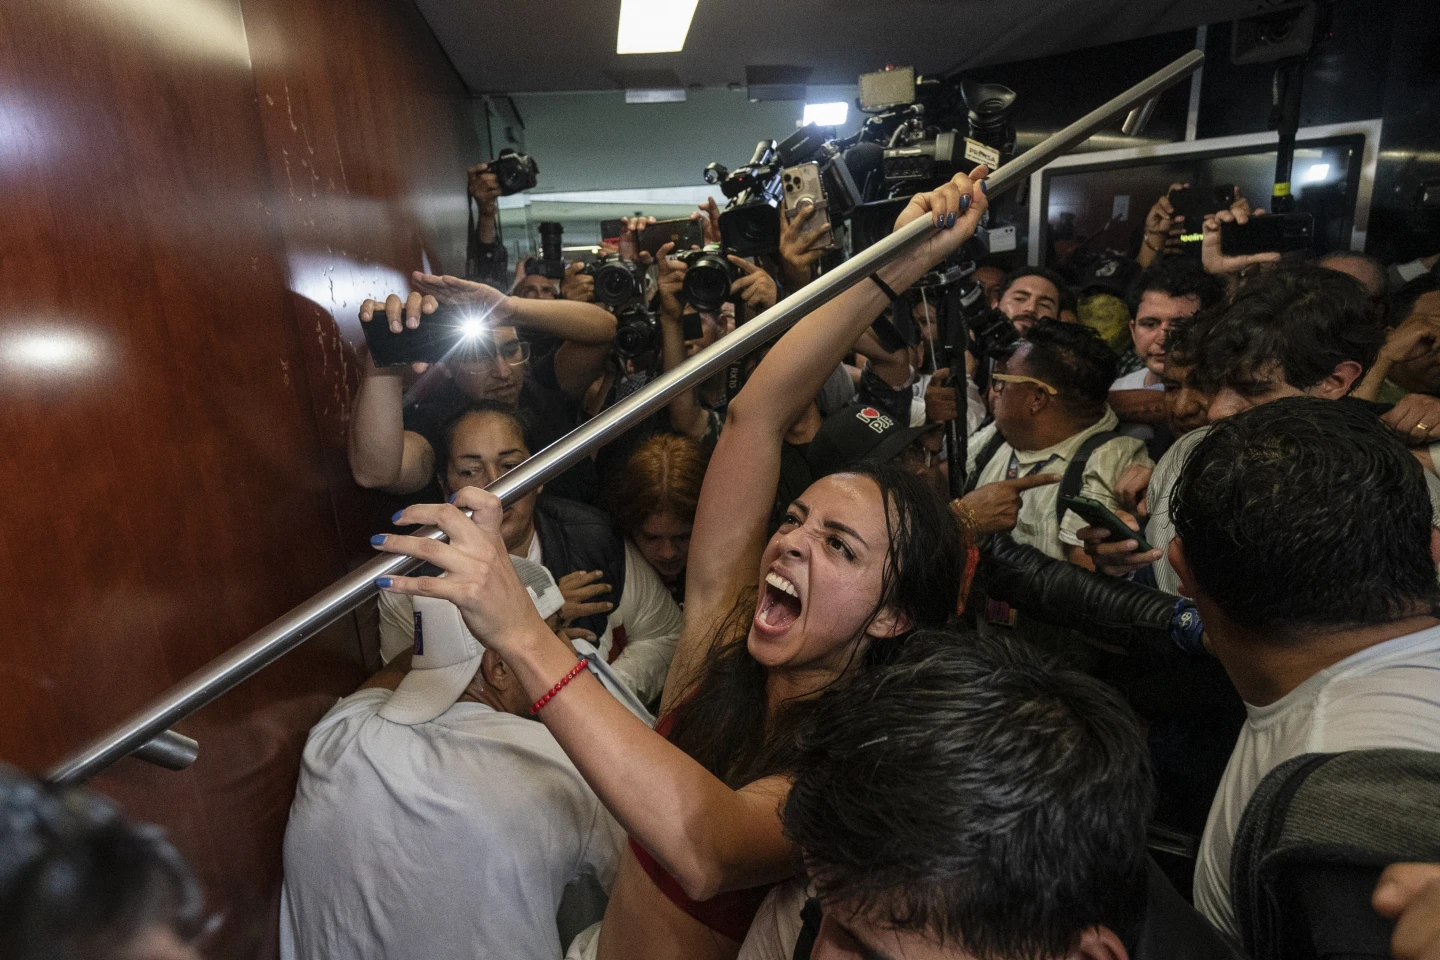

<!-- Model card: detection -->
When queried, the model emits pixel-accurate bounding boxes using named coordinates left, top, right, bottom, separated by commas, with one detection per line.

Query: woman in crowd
left=369, top=167, right=990, bottom=960
left=609, top=433, right=708, bottom=606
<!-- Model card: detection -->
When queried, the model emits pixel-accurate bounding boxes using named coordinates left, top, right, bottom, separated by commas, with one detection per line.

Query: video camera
left=703, top=122, right=865, bottom=258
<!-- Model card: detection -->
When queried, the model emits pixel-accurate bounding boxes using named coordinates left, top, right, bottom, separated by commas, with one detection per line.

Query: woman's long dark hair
left=667, top=463, right=963, bottom=788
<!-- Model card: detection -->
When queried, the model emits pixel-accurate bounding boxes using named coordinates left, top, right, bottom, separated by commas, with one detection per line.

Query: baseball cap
left=807, top=401, right=928, bottom=478
left=1075, top=252, right=1141, bottom=299
left=377, top=554, right=564, bottom=725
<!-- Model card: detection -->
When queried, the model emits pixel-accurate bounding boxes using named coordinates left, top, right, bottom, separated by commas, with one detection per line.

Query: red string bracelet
left=529, top=659, right=588, bottom=716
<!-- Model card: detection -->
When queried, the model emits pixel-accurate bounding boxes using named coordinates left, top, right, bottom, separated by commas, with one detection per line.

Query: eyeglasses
left=467, top=339, right=531, bottom=367
left=991, top=372, right=1059, bottom=395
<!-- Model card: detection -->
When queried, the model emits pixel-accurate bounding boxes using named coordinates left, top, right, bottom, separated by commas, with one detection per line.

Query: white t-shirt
left=737, top=880, right=809, bottom=960
left=1193, top=624, right=1440, bottom=939
left=966, top=408, right=1153, bottom=560
left=280, top=689, right=624, bottom=960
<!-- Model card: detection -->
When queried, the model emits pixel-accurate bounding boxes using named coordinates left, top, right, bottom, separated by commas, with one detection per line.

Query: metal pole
left=47, top=49, right=1203, bottom=786
left=132, top=730, right=200, bottom=771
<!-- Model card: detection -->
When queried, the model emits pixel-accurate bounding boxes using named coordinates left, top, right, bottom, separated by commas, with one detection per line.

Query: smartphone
left=1058, top=495, right=1152, bottom=552
left=781, top=162, right=836, bottom=251
left=1220, top=212, right=1315, bottom=256
left=1167, top=186, right=1229, bottom=255
left=638, top=218, right=706, bottom=257
left=361, top=304, right=478, bottom=368
left=599, top=219, right=626, bottom=244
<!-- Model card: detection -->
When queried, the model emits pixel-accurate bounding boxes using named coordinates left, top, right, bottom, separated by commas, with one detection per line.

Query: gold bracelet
left=952, top=499, right=981, bottom=540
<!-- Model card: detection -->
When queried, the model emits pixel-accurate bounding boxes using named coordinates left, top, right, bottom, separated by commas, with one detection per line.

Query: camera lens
left=613, top=306, right=657, bottom=359
left=682, top=252, right=733, bottom=314
left=592, top=258, right=642, bottom=307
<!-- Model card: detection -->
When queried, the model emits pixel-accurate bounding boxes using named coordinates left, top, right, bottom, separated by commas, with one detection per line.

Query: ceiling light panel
left=617, top=0, right=699, bottom=55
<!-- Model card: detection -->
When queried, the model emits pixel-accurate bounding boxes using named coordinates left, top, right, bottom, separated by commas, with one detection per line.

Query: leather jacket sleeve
left=978, top=534, right=1185, bottom=656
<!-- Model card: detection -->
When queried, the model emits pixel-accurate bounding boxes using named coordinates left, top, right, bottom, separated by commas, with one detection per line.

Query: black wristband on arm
left=869, top=273, right=900, bottom=302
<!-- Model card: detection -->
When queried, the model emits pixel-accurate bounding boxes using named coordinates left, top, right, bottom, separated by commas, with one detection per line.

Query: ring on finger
left=1413, top=421, right=1431, bottom=437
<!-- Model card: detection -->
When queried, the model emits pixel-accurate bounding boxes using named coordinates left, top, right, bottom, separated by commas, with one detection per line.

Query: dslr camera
left=704, top=140, right=785, bottom=258
left=674, top=247, right=738, bottom=313
left=490, top=148, right=539, bottom=196
left=583, top=254, right=648, bottom=308
left=614, top=303, right=660, bottom=360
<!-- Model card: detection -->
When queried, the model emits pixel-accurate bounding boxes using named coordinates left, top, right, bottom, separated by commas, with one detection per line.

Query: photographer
left=465, top=162, right=508, bottom=289
left=348, top=275, right=616, bottom=504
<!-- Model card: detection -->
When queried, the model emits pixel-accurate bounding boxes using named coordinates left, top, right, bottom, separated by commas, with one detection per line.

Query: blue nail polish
left=935, top=214, right=944, bottom=228
left=980, top=179, right=988, bottom=194
left=370, top=534, right=387, bottom=546
left=391, top=510, right=405, bottom=523
left=376, top=577, right=393, bottom=588
left=447, top=493, right=458, bottom=504
left=960, top=195, right=971, bottom=213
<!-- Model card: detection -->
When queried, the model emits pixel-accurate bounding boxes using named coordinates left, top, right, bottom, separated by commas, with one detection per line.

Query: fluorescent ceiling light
left=1303, top=163, right=1330, bottom=182
left=803, top=102, right=849, bottom=127
left=617, top=0, right=699, bottom=54
left=626, top=88, right=687, bottom=103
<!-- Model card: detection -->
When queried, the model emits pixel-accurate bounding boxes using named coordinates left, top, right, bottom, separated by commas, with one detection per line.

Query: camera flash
left=460, top=318, right=483, bottom=339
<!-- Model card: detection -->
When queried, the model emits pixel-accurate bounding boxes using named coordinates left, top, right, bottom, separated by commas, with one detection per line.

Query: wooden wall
left=0, top=0, right=478, bottom=947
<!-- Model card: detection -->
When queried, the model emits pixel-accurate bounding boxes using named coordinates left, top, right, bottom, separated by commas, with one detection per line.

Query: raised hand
left=728, top=256, right=778, bottom=311
left=562, top=261, right=595, bottom=304
left=372, top=490, right=553, bottom=657
left=894, top=165, right=989, bottom=267
left=655, top=242, right=688, bottom=319
left=360, top=290, right=437, bottom=335
left=778, top=204, right=831, bottom=276
left=408, top=272, right=514, bottom=323
left=467, top=162, right=501, bottom=213
left=692, top=197, right=723, bottom=245
left=1201, top=207, right=1281, bottom=277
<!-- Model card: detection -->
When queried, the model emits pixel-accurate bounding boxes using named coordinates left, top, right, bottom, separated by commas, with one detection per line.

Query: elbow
left=674, top=863, right=726, bottom=903
left=350, top=462, right=398, bottom=490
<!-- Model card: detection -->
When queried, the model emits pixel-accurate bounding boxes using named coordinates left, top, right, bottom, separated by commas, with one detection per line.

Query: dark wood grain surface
left=0, top=0, right=479, bottom=950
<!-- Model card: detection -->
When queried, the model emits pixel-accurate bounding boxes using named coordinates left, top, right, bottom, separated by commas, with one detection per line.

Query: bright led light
left=617, top=0, right=699, bottom=54
left=460, top=318, right=484, bottom=339
left=803, top=102, right=849, bottom=127
left=1303, top=163, right=1330, bottom=183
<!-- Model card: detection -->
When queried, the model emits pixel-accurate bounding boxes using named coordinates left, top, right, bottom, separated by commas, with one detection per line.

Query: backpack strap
left=963, top=429, right=1009, bottom=495
left=1055, top=430, right=1122, bottom=526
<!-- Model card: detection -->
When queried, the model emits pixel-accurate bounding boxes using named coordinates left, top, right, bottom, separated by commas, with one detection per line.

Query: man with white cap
left=279, top=555, right=624, bottom=960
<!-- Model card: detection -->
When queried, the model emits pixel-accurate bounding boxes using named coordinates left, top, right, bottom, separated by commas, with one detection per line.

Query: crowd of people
left=8, top=165, right=1440, bottom=960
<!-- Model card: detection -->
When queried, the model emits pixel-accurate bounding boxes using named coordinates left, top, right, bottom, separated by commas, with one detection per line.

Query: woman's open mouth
left=755, top=571, right=803, bottom=634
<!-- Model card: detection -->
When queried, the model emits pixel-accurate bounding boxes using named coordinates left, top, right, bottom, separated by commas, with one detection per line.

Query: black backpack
left=1231, top=748, right=1440, bottom=960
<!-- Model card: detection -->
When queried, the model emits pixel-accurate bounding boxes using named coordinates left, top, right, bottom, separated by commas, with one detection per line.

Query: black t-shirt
left=400, top=372, right=600, bottom=505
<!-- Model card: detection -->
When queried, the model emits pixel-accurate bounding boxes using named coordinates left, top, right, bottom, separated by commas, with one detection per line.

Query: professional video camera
left=702, top=122, right=866, bottom=258
left=675, top=246, right=737, bottom=313
left=704, top=140, right=785, bottom=257
left=583, top=254, right=647, bottom=308
left=613, top=303, right=660, bottom=360
left=490, top=148, right=539, bottom=196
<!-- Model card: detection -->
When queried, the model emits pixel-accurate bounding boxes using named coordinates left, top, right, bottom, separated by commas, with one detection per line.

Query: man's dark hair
left=1126, top=257, right=1226, bottom=317
left=1390, top=272, right=1440, bottom=328
left=1172, top=397, right=1439, bottom=641
left=437, top=400, right=537, bottom=473
left=0, top=765, right=204, bottom=960
left=1001, top=265, right=1070, bottom=305
left=1192, top=264, right=1386, bottom=395
left=1161, top=307, right=1218, bottom=371
left=1315, top=250, right=1387, bottom=300
left=784, top=632, right=1153, bottom=959
left=1017, top=318, right=1119, bottom=418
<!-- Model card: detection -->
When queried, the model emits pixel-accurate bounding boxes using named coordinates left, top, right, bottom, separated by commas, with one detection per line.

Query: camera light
left=802, top=102, right=849, bottom=127
left=1303, top=163, right=1330, bottom=183
left=616, top=0, right=699, bottom=54
left=459, top=318, right=484, bottom=340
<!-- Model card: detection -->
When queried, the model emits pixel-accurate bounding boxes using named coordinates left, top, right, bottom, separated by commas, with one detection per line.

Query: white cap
left=377, top=555, right=563, bottom=725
